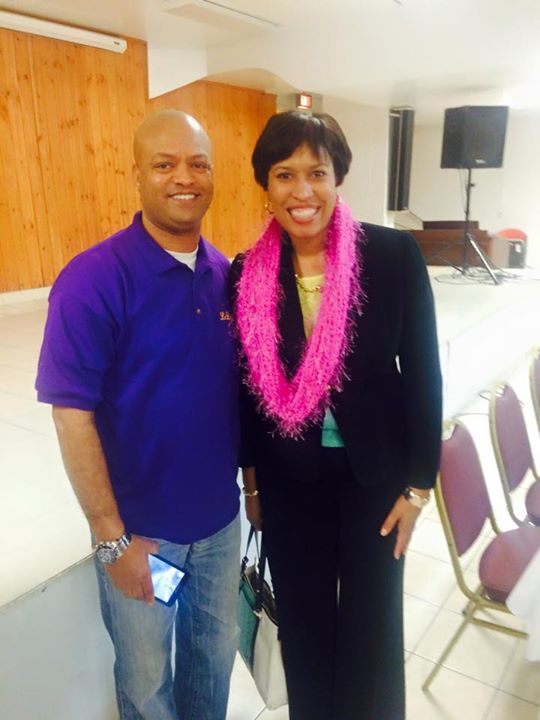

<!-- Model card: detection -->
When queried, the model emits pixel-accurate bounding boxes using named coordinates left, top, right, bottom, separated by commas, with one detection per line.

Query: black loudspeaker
left=387, top=108, right=414, bottom=211
left=441, top=106, right=509, bottom=169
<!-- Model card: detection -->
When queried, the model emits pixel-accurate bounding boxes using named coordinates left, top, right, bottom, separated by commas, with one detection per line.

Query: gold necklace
left=295, top=274, right=323, bottom=293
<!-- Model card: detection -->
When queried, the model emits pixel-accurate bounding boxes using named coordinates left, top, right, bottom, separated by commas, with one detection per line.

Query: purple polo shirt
left=36, top=213, right=240, bottom=544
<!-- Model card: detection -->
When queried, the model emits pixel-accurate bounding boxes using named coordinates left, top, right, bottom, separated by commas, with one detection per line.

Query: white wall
left=0, top=476, right=253, bottom=720
left=410, top=111, right=540, bottom=268
left=0, top=558, right=117, bottom=720
left=322, top=97, right=389, bottom=225
left=147, top=46, right=207, bottom=99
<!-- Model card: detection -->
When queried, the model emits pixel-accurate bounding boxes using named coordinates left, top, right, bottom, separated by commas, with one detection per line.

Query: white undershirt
left=166, top=246, right=198, bottom=272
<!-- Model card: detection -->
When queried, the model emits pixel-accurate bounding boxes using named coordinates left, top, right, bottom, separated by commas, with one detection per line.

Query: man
left=36, top=110, right=241, bottom=720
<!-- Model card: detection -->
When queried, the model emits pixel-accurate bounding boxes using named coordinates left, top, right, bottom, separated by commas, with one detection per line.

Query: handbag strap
left=240, top=526, right=259, bottom=574
left=240, top=526, right=268, bottom=615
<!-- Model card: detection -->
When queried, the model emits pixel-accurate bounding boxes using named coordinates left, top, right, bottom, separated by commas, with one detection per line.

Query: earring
left=264, top=201, right=273, bottom=214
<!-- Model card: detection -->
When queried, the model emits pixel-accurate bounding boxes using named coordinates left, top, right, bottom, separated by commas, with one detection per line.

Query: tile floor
left=1, top=288, right=539, bottom=720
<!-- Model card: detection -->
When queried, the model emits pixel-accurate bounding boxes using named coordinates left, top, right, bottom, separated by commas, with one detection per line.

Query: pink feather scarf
left=235, top=201, right=364, bottom=437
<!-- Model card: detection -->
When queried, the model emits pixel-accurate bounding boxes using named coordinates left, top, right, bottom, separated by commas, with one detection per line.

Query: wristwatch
left=94, top=533, right=132, bottom=564
left=402, top=486, right=430, bottom=510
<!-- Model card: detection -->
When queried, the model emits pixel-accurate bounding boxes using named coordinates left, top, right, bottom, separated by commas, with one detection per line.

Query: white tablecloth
left=507, top=548, right=540, bottom=661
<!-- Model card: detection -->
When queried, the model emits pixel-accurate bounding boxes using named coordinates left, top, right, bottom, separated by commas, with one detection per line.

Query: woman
left=230, top=111, right=442, bottom=720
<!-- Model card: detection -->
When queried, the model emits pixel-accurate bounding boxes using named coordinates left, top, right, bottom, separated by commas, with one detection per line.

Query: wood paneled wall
left=149, top=81, right=276, bottom=258
left=0, top=28, right=276, bottom=292
left=0, top=29, right=148, bottom=291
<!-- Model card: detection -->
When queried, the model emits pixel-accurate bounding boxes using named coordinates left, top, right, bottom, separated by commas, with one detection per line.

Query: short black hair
left=252, top=111, right=352, bottom=190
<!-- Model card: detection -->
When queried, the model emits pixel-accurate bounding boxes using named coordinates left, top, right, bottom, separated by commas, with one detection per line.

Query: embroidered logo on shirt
left=219, top=311, right=232, bottom=321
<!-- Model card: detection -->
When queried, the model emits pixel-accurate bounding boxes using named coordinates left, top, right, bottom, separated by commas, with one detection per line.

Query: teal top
left=321, top=407, right=344, bottom=447
left=295, top=273, right=345, bottom=448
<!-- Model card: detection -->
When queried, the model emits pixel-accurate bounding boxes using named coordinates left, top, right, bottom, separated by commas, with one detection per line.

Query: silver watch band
left=94, top=532, right=132, bottom=564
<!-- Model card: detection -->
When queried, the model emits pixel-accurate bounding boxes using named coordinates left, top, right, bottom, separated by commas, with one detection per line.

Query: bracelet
left=402, top=486, right=430, bottom=510
left=242, top=487, right=259, bottom=497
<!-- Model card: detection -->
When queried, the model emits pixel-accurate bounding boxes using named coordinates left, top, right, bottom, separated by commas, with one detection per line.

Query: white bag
left=238, top=529, right=288, bottom=710
left=253, top=608, right=288, bottom=710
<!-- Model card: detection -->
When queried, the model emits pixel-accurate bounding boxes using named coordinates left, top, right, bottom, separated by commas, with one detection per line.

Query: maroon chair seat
left=479, top=525, right=540, bottom=602
left=526, top=481, right=540, bottom=525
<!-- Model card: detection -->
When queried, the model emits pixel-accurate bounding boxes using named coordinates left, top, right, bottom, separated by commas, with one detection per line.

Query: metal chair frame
left=489, top=381, right=540, bottom=527
left=423, top=420, right=527, bottom=692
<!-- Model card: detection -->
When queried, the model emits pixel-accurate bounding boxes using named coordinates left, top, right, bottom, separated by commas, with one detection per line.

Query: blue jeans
left=95, top=513, right=241, bottom=720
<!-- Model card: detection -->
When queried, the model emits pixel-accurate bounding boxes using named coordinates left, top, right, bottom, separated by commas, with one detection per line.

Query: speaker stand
left=461, top=169, right=501, bottom=284
left=427, top=168, right=501, bottom=285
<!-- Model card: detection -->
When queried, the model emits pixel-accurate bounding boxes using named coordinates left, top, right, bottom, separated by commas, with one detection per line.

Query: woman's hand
left=380, top=490, right=428, bottom=560
left=245, top=495, right=263, bottom=530
left=242, top=466, right=262, bottom=530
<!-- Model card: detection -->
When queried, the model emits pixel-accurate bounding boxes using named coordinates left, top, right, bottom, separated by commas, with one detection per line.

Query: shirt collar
left=128, top=212, right=214, bottom=276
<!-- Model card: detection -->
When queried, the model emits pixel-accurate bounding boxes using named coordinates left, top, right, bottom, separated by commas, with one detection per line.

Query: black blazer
left=229, top=223, right=442, bottom=491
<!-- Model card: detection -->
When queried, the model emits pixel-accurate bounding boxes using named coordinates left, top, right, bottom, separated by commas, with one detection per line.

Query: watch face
left=403, top=488, right=423, bottom=509
left=95, top=534, right=131, bottom=564
left=96, top=544, right=117, bottom=564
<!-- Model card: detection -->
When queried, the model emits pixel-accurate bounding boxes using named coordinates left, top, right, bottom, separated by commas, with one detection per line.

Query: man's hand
left=106, top=535, right=159, bottom=605
left=380, top=493, right=425, bottom=560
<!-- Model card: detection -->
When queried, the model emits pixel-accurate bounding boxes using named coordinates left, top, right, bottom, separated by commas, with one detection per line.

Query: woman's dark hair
left=252, top=111, right=352, bottom=190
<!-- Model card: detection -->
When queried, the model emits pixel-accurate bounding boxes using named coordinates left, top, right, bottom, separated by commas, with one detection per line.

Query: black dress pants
left=259, top=448, right=405, bottom=720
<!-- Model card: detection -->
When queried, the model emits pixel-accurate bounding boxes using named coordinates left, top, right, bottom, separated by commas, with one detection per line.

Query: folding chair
left=423, top=420, right=540, bottom=691
left=489, top=382, right=540, bottom=526
left=530, top=348, right=540, bottom=433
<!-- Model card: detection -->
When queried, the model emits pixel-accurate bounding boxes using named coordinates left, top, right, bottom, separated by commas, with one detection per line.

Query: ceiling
left=1, top=0, right=540, bottom=122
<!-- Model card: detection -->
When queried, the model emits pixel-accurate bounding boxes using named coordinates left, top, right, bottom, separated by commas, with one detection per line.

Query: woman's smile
left=287, top=205, right=320, bottom=222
